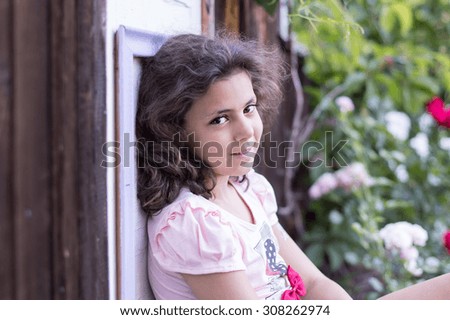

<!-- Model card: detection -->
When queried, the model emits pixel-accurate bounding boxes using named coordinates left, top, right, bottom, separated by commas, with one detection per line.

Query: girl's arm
left=378, top=273, right=450, bottom=300
left=181, top=221, right=354, bottom=300
left=272, top=223, right=352, bottom=300
left=181, top=271, right=259, bottom=300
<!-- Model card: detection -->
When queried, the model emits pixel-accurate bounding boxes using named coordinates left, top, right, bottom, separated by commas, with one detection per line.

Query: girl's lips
left=230, top=142, right=258, bottom=155
left=231, top=147, right=257, bottom=156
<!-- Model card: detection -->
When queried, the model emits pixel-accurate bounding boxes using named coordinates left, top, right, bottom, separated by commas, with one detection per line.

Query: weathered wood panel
left=215, top=0, right=240, bottom=32
left=49, top=0, right=80, bottom=299
left=0, top=0, right=108, bottom=299
left=76, top=0, right=109, bottom=299
left=0, top=0, right=14, bottom=299
left=241, top=0, right=279, bottom=43
left=13, top=0, right=52, bottom=299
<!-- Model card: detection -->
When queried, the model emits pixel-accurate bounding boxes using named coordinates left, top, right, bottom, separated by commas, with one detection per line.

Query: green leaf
left=368, top=277, right=385, bottom=292
left=344, top=251, right=359, bottom=265
left=384, top=199, right=412, bottom=209
left=380, top=3, right=413, bottom=36
left=341, top=72, right=366, bottom=94
left=411, top=76, right=441, bottom=94
left=443, top=72, right=450, bottom=91
left=327, top=247, right=344, bottom=271
left=254, top=0, right=279, bottom=16
left=380, top=5, right=396, bottom=34
left=391, top=3, right=413, bottom=36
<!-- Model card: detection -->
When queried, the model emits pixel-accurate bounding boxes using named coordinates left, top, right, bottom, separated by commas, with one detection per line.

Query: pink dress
left=147, top=169, right=305, bottom=300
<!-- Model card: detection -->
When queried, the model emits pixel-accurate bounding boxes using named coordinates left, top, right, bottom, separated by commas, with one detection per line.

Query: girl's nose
left=234, top=116, right=254, bottom=142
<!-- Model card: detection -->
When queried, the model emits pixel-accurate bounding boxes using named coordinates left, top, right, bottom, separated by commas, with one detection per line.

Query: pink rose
left=308, top=184, right=322, bottom=199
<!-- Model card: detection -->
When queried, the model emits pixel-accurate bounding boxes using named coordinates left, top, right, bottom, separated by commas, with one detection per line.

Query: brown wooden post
left=13, top=0, right=52, bottom=299
left=0, top=0, right=108, bottom=299
left=0, top=0, right=14, bottom=299
left=224, top=0, right=240, bottom=33
left=241, top=0, right=279, bottom=43
left=76, top=0, right=109, bottom=299
left=49, top=0, right=80, bottom=299
left=215, top=0, right=239, bottom=32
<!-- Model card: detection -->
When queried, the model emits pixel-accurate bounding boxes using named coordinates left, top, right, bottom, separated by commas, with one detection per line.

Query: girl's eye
left=244, top=104, right=257, bottom=114
left=210, top=115, right=228, bottom=125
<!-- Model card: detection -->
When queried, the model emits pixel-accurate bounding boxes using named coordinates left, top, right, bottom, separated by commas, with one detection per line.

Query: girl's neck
left=209, top=175, right=255, bottom=224
left=211, top=175, right=233, bottom=200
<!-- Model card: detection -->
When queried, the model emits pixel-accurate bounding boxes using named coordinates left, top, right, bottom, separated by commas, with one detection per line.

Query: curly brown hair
left=136, top=32, right=285, bottom=216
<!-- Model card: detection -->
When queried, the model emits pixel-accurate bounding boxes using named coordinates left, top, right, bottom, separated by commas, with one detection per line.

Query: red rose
left=443, top=231, right=450, bottom=255
left=426, top=97, right=450, bottom=128
left=384, top=56, right=394, bottom=66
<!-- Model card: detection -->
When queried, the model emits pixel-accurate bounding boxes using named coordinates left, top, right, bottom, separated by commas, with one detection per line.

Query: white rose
left=427, top=173, right=441, bottom=186
left=418, top=113, right=434, bottom=132
left=385, top=111, right=411, bottom=141
left=394, top=164, right=409, bottom=183
left=400, top=246, right=419, bottom=261
left=350, top=163, right=374, bottom=187
left=380, top=222, right=414, bottom=250
left=405, top=260, right=423, bottom=277
left=439, top=137, right=450, bottom=151
left=391, top=228, right=413, bottom=249
left=410, top=224, right=428, bottom=246
left=410, top=132, right=429, bottom=159
left=335, top=96, right=355, bottom=113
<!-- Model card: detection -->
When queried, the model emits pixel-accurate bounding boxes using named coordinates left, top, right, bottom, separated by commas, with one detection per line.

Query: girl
left=136, top=32, right=450, bottom=300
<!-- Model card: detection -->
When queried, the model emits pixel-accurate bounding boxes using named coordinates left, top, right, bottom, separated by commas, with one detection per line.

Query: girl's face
left=184, top=70, right=263, bottom=178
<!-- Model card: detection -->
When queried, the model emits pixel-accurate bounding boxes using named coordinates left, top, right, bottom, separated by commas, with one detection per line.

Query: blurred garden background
left=265, top=0, right=450, bottom=299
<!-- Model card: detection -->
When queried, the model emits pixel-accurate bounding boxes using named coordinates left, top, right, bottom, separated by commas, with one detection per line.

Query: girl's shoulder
left=147, top=188, right=227, bottom=235
left=150, top=187, right=206, bottom=214
left=159, top=187, right=214, bottom=215
left=242, top=169, right=277, bottom=207
left=147, top=188, right=246, bottom=274
left=245, top=169, right=275, bottom=193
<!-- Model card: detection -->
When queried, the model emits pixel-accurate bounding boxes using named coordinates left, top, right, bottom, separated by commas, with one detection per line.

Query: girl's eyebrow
left=205, top=96, right=257, bottom=117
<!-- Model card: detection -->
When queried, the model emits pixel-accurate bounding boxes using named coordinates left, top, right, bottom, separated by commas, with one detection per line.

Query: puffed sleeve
left=247, top=170, right=279, bottom=226
left=150, top=197, right=246, bottom=275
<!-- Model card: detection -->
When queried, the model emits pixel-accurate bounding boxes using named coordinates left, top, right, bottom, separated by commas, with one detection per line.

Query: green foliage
left=291, top=0, right=450, bottom=298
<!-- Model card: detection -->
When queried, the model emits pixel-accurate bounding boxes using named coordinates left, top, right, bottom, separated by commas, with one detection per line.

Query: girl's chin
left=212, top=164, right=254, bottom=177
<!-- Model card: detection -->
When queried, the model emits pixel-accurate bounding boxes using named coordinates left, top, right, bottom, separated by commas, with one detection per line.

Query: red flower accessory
left=281, top=265, right=307, bottom=300
left=443, top=231, right=450, bottom=255
left=426, top=97, right=450, bottom=128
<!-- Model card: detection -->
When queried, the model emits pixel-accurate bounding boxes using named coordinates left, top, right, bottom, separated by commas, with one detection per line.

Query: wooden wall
left=0, top=0, right=296, bottom=299
left=0, top=0, right=108, bottom=299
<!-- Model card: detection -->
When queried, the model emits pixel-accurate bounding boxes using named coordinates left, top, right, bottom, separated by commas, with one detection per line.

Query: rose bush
left=290, top=0, right=450, bottom=298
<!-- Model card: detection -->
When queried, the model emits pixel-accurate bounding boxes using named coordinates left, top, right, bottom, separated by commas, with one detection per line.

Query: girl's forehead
left=196, top=72, right=255, bottom=103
